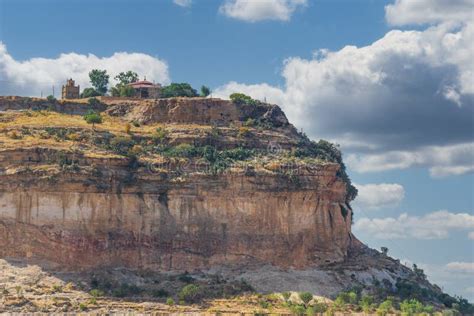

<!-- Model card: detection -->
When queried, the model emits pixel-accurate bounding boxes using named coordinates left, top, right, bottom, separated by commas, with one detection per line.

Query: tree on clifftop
left=115, top=71, right=139, bottom=85
left=89, top=69, right=109, bottom=95
left=160, top=83, right=198, bottom=98
left=110, top=71, right=139, bottom=97
left=200, top=85, right=211, bottom=97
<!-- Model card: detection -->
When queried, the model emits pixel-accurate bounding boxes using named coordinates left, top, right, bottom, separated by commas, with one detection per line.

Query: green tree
left=298, top=292, right=313, bottom=307
left=46, top=95, right=56, bottom=102
left=89, top=69, right=109, bottom=95
left=229, top=93, right=258, bottom=106
left=200, top=85, right=211, bottom=97
left=178, top=284, right=202, bottom=303
left=81, top=87, right=101, bottom=98
left=115, top=71, right=139, bottom=85
left=83, top=110, right=103, bottom=129
left=160, top=83, right=198, bottom=98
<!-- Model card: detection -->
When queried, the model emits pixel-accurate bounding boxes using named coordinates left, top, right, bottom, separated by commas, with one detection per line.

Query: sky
left=0, top=0, right=473, bottom=300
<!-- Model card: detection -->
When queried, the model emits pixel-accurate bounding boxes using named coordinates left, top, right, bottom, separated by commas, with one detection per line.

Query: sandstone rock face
left=0, top=97, right=353, bottom=272
left=0, top=159, right=351, bottom=270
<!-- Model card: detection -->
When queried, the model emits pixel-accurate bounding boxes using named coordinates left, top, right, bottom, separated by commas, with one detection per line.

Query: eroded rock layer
left=0, top=96, right=353, bottom=271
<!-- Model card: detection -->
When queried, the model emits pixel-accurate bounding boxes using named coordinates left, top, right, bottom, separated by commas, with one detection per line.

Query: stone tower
left=61, top=79, right=80, bottom=99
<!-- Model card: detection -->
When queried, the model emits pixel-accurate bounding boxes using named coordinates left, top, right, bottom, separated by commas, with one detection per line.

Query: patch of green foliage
left=298, top=292, right=313, bottom=306
left=292, top=135, right=358, bottom=203
left=229, top=93, right=259, bottom=106
left=89, top=69, right=109, bottom=95
left=110, top=71, right=139, bottom=97
left=160, top=83, right=198, bottom=98
left=81, top=87, right=101, bottom=98
left=178, top=284, right=203, bottom=304
left=83, top=110, right=103, bottom=128
left=200, top=85, right=211, bottom=97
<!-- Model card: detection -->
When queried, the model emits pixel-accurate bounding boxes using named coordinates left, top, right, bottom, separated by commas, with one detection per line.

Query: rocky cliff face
left=0, top=96, right=354, bottom=271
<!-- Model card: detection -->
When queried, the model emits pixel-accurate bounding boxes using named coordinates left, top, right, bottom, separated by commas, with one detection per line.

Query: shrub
left=88, top=97, right=101, bottom=107
left=298, top=292, right=313, bottom=306
left=312, top=302, right=328, bottom=313
left=200, top=85, right=211, bottom=97
left=153, top=127, right=169, bottom=144
left=160, top=83, right=198, bottom=98
left=79, top=303, right=87, bottom=311
left=347, top=291, right=358, bottom=304
left=165, top=143, right=198, bottom=158
left=229, top=93, right=258, bottom=106
left=81, top=87, right=101, bottom=98
left=83, top=110, right=103, bottom=128
left=376, top=299, right=393, bottom=316
left=89, top=289, right=104, bottom=297
left=166, top=297, right=175, bottom=306
left=110, top=136, right=135, bottom=155
left=178, top=284, right=203, bottom=303
left=46, top=95, right=56, bottom=102
left=359, top=295, right=374, bottom=312
left=243, top=118, right=256, bottom=127
left=289, top=304, right=306, bottom=316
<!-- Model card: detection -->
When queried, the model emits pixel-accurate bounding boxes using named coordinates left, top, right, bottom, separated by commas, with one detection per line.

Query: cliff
left=0, top=96, right=354, bottom=271
left=0, top=96, right=464, bottom=314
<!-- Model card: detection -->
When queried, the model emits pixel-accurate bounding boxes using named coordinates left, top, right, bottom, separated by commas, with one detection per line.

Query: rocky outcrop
left=0, top=155, right=351, bottom=271
left=0, top=96, right=352, bottom=271
left=104, top=97, right=292, bottom=128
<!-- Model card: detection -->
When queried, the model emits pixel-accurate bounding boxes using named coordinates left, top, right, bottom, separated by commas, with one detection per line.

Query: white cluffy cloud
left=346, top=143, right=474, bottom=177
left=214, top=15, right=474, bottom=176
left=219, top=0, right=307, bottom=22
left=353, top=183, right=405, bottom=210
left=354, top=210, right=474, bottom=240
left=446, top=262, right=474, bottom=273
left=173, top=0, right=192, bottom=8
left=0, top=42, right=170, bottom=97
left=385, top=0, right=474, bottom=26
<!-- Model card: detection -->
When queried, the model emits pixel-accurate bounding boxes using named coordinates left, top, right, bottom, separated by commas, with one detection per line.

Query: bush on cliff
left=178, top=284, right=203, bottom=303
left=229, top=93, right=259, bottom=106
left=293, top=137, right=358, bottom=202
left=81, top=87, right=101, bottom=98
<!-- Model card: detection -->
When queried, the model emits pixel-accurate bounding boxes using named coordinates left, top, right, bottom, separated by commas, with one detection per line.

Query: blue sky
left=1, top=0, right=473, bottom=300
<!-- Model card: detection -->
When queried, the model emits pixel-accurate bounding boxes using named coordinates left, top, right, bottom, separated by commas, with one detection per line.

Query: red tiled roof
left=129, top=80, right=154, bottom=86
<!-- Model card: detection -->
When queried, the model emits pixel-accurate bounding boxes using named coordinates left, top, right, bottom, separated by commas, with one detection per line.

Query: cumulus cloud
left=214, top=17, right=474, bottom=176
left=446, top=261, right=474, bottom=273
left=346, top=143, right=474, bottom=177
left=352, top=183, right=405, bottom=210
left=353, top=210, right=474, bottom=239
left=385, top=0, right=474, bottom=26
left=219, top=0, right=307, bottom=22
left=173, top=0, right=192, bottom=8
left=0, top=42, right=170, bottom=97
